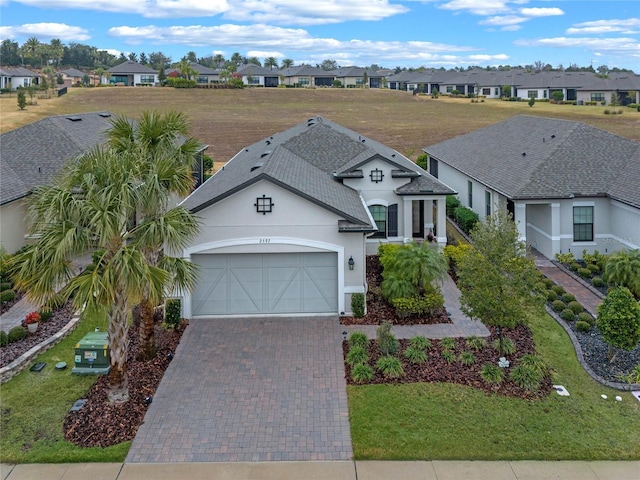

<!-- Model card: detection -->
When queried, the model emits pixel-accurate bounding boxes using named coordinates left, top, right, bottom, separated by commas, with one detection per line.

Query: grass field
left=2, top=87, right=638, bottom=169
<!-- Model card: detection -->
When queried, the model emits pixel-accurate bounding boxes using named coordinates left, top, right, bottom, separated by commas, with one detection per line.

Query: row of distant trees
left=1, top=37, right=636, bottom=75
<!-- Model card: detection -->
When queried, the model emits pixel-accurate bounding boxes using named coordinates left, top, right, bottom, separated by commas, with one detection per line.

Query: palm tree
left=213, top=54, right=225, bottom=69
left=264, top=57, right=278, bottom=70
left=604, top=249, right=640, bottom=298
left=280, top=58, right=294, bottom=69
left=49, top=39, right=64, bottom=68
left=22, top=37, right=40, bottom=66
left=107, top=111, right=201, bottom=359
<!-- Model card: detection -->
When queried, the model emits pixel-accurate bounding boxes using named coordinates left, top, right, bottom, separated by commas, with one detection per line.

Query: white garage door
left=191, top=252, right=338, bottom=315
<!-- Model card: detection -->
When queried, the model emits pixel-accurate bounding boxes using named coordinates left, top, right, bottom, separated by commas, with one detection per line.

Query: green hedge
left=453, top=206, right=479, bottom=234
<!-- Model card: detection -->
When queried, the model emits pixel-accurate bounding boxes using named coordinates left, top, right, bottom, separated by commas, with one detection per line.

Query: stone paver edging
left=0, top=316, right=81, bottom=383
left=546, top=306, right=639, bottom=392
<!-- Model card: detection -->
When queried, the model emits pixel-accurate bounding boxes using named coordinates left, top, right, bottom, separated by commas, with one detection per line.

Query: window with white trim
left=573, top=206, right=593, bottom=242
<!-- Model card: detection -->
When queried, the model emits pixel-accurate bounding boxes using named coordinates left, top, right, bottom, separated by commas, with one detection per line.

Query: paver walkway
left=126, top=317, right=352, bottom=463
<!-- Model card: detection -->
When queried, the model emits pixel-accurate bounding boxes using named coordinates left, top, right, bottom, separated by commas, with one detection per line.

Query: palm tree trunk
left=138, top=296, right=157, bottom=360
left=107, top=290, right=130, bottom=403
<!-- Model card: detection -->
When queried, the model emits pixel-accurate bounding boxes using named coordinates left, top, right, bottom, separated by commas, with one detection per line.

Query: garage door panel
left=192, top=252, right=337, bottom=315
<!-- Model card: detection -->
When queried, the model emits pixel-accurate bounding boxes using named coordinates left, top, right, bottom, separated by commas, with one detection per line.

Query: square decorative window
left=369, top=168, right=384, bottom=183
left=255, top=195, right=274, bottom=215
left=573, top=206, right=593, bottom=241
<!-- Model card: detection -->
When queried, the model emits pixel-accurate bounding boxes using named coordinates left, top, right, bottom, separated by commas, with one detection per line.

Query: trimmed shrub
left=351, top=293, right=365, bottom=318
left=492, top=338, right=516, bottom=355
left=587, top=263, right=600, bottom=274
left=552, top=300, right=566, bottom=312
left=458, top=351, right=476, bottom=366
left=164, top=299, right=182, bottom=329
left=348, top=331, right=369, bottom=349
left=446, top=196, right=462, bottom=217
left=8, top=326, right=26, bottom=343
left=453, top=206, right=479, bottom=234
left=376, top=321, right=399, bottom=355
left=392, top=293, right=444, bottom=318
left=552, top=285, right=566, bottom=295
left=346, top=345, right=369, bottom=366
left=561, top=308, right=576, bottom=321
left=38, top=309, right=53, bottom=322
left=542, top=278, right=555, bottom=289
left=577, top=267, right=592, bottom=279
left=1, top=289, right=16, bottom=303
left=570, top=262, right=582, bottom=271
left=510, top=363, right=544, bottom=392
left=376, top=355, right=404, bottom=379
left=555, top=252, right=574, bottom=264
left=480, top=363, right=505, bottom=385
left=409, top=335, right=431, bottom=351
left=591, top=277, right=605, bottom=288
left=0, top=330, right=7, bottom=347
left=440, top=337, right=456, bottom=350
left=578, top=312, right=595, bottom=325
left=403, top=346, right=427, bottom=364
left=466, top=335, right=487, bottom=351
left=568, top=301, right=584, bottom=314
left=576, top=321, right=592, bottom=332
left=0, top=282, right=12, bottom=290
left=351, top=363, right=374, bottom=383
left=546, top=290, right=558, bottom=302
left=561, top=293, right=576, bottom=303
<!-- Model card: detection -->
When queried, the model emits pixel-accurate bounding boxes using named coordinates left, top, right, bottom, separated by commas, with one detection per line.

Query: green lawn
left=0, top=313, right=129, bottom=464
left=348, top=310, right=640, bottom=460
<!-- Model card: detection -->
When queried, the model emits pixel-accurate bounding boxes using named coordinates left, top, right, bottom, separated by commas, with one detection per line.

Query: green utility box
left=72, top=331, right=110, bottom=375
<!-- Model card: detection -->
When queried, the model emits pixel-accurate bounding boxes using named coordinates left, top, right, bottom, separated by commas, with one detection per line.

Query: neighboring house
left=236, top=65, right=280, bottom=87
left=167, top=63, right=221, bottom=84
left=57, top=68, right=87, bottom=87
left=423, top=115, right=640, bottom=260
left=178, top=116, right=455, bottom=318
left=0, top=112, right=208, bottom=254
left=107, top=60, right=158, bottom=86
left=279, top=65, right=335, bottom=87
left=330, top=67, right=387, bottom=88
left=0, top=67, right=39, bottom=90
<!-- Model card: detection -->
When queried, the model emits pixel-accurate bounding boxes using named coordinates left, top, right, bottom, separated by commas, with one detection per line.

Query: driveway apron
left=126, top=317, right=352, bottom=462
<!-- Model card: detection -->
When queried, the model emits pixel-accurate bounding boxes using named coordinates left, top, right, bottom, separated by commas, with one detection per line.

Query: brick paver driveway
left=126, top=317, right=352, bottom=462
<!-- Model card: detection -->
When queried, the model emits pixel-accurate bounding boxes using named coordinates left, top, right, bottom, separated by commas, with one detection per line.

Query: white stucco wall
left=0, top=200, right=27, bottom=254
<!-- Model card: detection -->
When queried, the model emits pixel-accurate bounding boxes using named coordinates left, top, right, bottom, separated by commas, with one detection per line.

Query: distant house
left=167, top=63, right=221, bottom=84
left=57, top=68, right=87, bottom=87
left=236, top=65, right=280, bottom=87
left=330, top=67, right=387, bottom=88
left=279, top=65, right=335, bottom=87
left=0, top=67, right=39, bottom=90
left=107, top=60, right=158, bottom=86
left=178, top=116, right=454, bottom=317
left=424, top=115, right=640, bottom=260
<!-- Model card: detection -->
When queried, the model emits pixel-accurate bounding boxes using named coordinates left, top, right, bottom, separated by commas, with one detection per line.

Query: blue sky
left=1, top=1, right=639, bottom=71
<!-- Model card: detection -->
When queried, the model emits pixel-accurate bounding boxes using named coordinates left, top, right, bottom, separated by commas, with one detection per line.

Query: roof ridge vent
left=251, top=162, right=264, bottom=172
left=66, top=116, right=82, bottom=122
left=260, top=150, right=272, bottom=158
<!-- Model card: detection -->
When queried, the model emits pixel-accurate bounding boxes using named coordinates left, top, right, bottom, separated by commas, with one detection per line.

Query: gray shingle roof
left=181, top=117, right=454, bottom=229
left=0, top=67, right=39, bottom=78
left=107, top=60, right=158, bottom=74
left=1, top=112, right=114, bottom=205
left=58, top=68, right=86, bottom=77
left=424, top=115, right=640, bottom=208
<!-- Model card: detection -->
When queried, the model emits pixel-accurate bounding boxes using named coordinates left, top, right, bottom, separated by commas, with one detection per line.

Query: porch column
left=424, top=200, right=434, bottom=235
left=436, top=198, right=446, bottom=245
left=514, top=202, right=527, bottom=243
left=403, top=197, right=413, bottom=240
left=550, top=202, right=560, bottom=258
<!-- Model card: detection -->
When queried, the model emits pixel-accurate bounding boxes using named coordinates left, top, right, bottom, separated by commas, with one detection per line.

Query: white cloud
left=0, top=22, right=90, bottom=41
left=246, top=50, right=285, bottom=59
left=515, top=36, right=640, bottom=54
left=480, top=15, right=527, bottom=27
left=566, top=18, right=640, bottom=35
left=519, top=7, right=563, bottom=18
left=11, top=0, right=229, bottom=17
left=436, top=0, right=512, bottom=16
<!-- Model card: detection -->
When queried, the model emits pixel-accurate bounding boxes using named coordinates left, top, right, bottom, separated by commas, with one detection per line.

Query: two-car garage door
left=191, top=252, right=338, bottom=316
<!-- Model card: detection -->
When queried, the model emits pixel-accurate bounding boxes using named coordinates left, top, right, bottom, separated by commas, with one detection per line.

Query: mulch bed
left=344, top=324, right=552, bottom=400
left=0, top=291, right=24, bottom=316
left=63, top=320, right=187, bottom=448
left=341, top=255, right=452, bottom=326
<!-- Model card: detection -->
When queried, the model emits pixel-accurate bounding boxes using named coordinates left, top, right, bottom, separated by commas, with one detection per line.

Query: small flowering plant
left=24, top=311, right=41, bottom=325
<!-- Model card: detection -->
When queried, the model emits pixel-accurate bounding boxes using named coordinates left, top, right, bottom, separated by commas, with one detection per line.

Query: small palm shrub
left=0, top=289, right=16, bottom=303
left=519, top=354, right=548, bottom=375
left=577, top=267, right=592, bottom=279
left=561, top=309, right=576, bottom=321
left=8, top=326, right=26, bottom=343
left=440, top=337, right=456, bottom=350
left=510, top=363, right=545, bottom=392
left=592, top=277, right=605, bottom=288
left=577, top=312, right=595, bottom=325
left=561, top=293, right=575, bottom=303
left=404, top=346, right=427, bottom=364
left=376, top=355, right=404, bottom=379
left=466, top=335, right=487, bottom=351
left=348, top=331, right=369, bottom=349
left=409, top=335, right=431, bottom=351
left=492, top=338, right=516, bottom=355
left=441, top=349, right=456, bottom=363
left=346, top=345, right=369, bottom=366
left=546, top=290, right=558, bottom=302
left=458, top=351, right=476, bottom=366
left=351, top=363, right=374, bottom=383
left=576, top=321, right=592, bottom=332
left=568, top=301, right=583, bottom=314
left=552, top=300, right=566, bottom=312
left=376, top=321, right=399, bottom=355
left=480, top=363, right=505, bottom=385
left=351, top=293, right=365, bottom=318
left=0, top=330, right=7, bottom=347
left=552, top=285, right=566, bottom=295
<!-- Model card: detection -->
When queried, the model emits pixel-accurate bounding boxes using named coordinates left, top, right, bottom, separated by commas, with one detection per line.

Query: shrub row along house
left=423, top=115, right=640, bottom=261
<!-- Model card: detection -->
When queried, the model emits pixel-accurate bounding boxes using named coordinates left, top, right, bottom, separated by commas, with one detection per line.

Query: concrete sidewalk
left=3, top=460, right=639, bottom=479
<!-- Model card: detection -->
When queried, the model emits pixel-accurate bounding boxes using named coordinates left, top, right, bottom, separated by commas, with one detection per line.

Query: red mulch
left=341, top=255, right=452, bottom=326
left=344, top=324, right=552, bottom=400
left=63, top=320, right=187, bottom=448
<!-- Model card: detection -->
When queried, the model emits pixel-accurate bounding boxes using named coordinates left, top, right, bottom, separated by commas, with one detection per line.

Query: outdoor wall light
left=348, top=256, right=355, bottom=270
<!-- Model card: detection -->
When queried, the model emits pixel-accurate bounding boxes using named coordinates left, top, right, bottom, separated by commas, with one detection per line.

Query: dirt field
left=2, top=87, right=638, bottom=165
